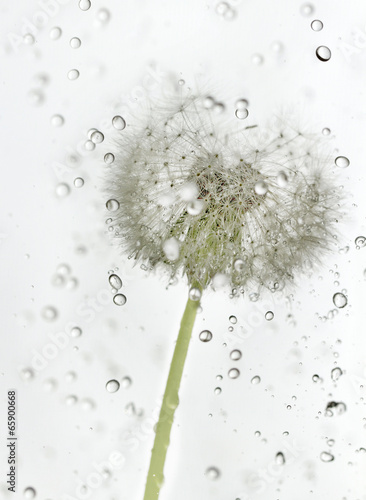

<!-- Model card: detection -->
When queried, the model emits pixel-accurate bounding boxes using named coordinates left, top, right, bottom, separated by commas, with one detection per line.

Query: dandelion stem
left=143, top=293, right=200, bottom=500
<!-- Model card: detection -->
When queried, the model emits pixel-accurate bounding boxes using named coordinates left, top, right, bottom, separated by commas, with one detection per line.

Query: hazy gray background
left=1, top=0, right=366, bottom=499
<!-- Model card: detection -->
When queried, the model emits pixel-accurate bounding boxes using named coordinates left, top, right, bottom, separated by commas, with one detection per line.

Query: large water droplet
left=230, top=349, right=242, bottom=361
left=109, top=274, right=122, bottom=290
left=228, top=368, right=240, bottom=379
left=91, top=130, right=104, bottom=144
left=106, top=379, right=120, bottom=393
left=68, top=69, right=80, bottom=80
left=79, top=0, right=91, bottom=10
left=316, top=46, right=331, bottom=61
left=311, top=19, right=323, bottom=31
left=276, top=171, right=288, bottom=187
left=335, top=156, right=350, bottom=168
left=333, top=292, right=347, bottom=308
left=74, top=177, right=84, bottom=188
left=113, top=294, right=127, bottom=306
left=49, top=26, right=62, bottom=40
left=56, top=183, right=70, bottom=198
left=199, top=330, right=213, bottom=342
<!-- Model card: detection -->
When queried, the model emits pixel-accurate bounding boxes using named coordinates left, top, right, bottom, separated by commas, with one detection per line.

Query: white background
left=0, top=0, right=366, bottom=499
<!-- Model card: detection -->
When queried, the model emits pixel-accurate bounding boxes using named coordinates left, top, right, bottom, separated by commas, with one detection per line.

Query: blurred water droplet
left=199, top=330, right=213, bottom=342
left=187, top=199, right=205, bottom=215
left=275, top=451, right=285, bottom=465
left=121, top=376, right=132, bottom=388
left=96, top=7, right=110, bottom=23
left=79, top=0, right=91, bottom=11
left=84, top=140, right=95, bottom=151
left=322, top=127, right=331, bottom=135
left=70, top=37, right=81, bottom=48
left=65, top=395, right=78, bottom=406
left=230, top=349, right=242, bottom=361
left=265, top=311, right=274, bottom=321
left=203, top=96, right=215, bottom=109
left=251, top=375, right=261, bottom=384
left=316, top=46, right=331, bottom=61
left=205, top=466, right=220, bottom=480
left=311, top=19, right=323, bottom=31
left=254, top=430, right=261, bottom=437
left=106, top=199, right=120, bottom=211
left=43, top=378, right=58, bottom=392
left=28, top=89, right=45, bottom=106
left=106, top=379, right=120, bottom=393
left=252, top=53, right=264, bottom=65
left=331, top=367, right=342, bottom=381
left=235, top=108, right=249, bottom=120
left=112, top=115, right=126, bottom=130
left=277, top=171, right=288, bottom=187
left=320, top=451, right=334, bottom=462
left=254, top=181, right=268, bottom=195
left=189, top=287, right=201, bottom=301
left=213, top=102, right=225, bottom=114
left=249, top=292, right=259, bottom=302
left=24, top=487, right=36, bottom=498
left=70, top=326, right=82, bottom=338
left=109, top=274, right=122, bottom=290
left=300, top=3, right=314, bottom=16
left=68, top=69, right=80, bottom=80
left=162, top=237, right=180, bottom=261
left=355, top=236, right=366, bottom=248
left=56, top=183, right=70, bottom=198
left=65, top=371, right=77, bottom=382
left=229, top=315, right=237, bottom=324
left=41, top=306, right=58, bottom=322
left=49, top=27, right=62, bottom=40
left=20, top=368, right=34, bottom=381
left=74, top=177, right=84, bottom=188
left=333, top=292, right=347, bottom=308
left=113, top=294, right=127, bottom=306
left=23, top=33, right=35, bottom=45
left=335, top=156, right=350, bottom=168
left=51, top=114, right=64, bottom=127
left=234, top=258, right=245, bottom=272
left=104, top=153, right=115, bottom=164
left=236, top=98, right=249, bottom=109
left=312, top=374, right=322, bottom=383
left=214, top=387, right=222, bottom=395
left=228, top=368, right=240, bottom=379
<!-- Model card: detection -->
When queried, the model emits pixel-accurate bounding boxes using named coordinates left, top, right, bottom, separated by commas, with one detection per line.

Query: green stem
left=143, top=293, right=200, bottom=500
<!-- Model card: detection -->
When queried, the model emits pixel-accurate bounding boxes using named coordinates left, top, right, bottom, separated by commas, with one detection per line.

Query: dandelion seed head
left=105, top=92, right=342, bottom=292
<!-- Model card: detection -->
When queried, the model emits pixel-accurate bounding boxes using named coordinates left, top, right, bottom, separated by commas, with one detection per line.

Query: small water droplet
left=49, top=26, right=62, bottom=40
left=213, top=102, right=225, bottom=114
left=24, top=487, right=36, bottom=499
left=205, top=466, right=220, bottom=480
left=20, top=368, right=34, bottom=381
left=275, top=451, right=285, bottom=465
left=311, top=19, right=323, bottom=31
left=112, top=115, right=126, bottom=130
left=109, top=274, right=122, bottom=290
left=254, top=180, right=268, bottom=195
left=187, top=199, right=205, bottom=215
left=121, top=376, right=132, bottom=388
left=70, top=326, right=82, bottom=338
left=265, top=311, right=274, bottom=321
left=331, top=367, right=342, bottom=381
left=51, top=114, right=64, bottom=127
left=56, top=183, right=70, bottom=198
left=316, top=46, right=331, bottom=62
left=91, top=130, right=104, bottom=144
left=355, top=236, right=366, bottom=248
left=23, top=33, right=35, bottom=45
left=333, top=292, right=347, bottom=308
left=320, top=451, right=334, bottom=462
left=96, top=7, right=110, bottom=23
left=106, top=379, right=120, bottom=393
left=249, top=292, right=259, bottom=302
left=203, top=96, right=215, bottom=109
left=199, top=330, right=213, bottom=342
left=300, top=3, right=314, bottom=16
left=252, top=53, right=264, bottom=65
left=113, top=294, right=127, bottom=306
left=229, top=315, right=237, bottom=324
left=277, top=171, right=288, bottom=187
left=214, top=387, right=222, bottom=395
left=228, top=368, right=240, bottom=379
left=251, top=375, right=261, bottom=384
left=68, top=69, right=80, bottom=80
left=312, top=374, right=321, bottom=383
left=230, top=349, right=242, bottom=361
left=41, top=306, right=58, bottom=322
left=335, top=156, right=350, bottom=168
left=189, top=287, right=201, bottom=301
left=235, top=108, right=249, bottom=120
left=74, top=177, right=84, bottom=188
left=322, top=127, right=331, bottom=135
left=104, top=152, right=115, bottom=164
left=79, top=0, right=91, bottom=11
left=70, top=37, right=81, bottom=48
left=234, top=258, right=245, bottom=272
left=106, top=199, right=120, bottom=211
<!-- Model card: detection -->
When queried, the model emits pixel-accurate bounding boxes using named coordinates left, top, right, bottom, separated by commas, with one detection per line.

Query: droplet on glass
left=106, top=199, right=120, bottom=211
left=56, top=183, right=70, bottom=198
left=41, top=306, right=58, bottom=322
left=23, top=487, right=37, bottom=499
left=315, top=46, right=331, bottom=62
left=104, top=153, right=115, bottom=164
left=335, top=156, right=350, bottom=168
left=203, top=96, right=215, bottom=109
left=320, top=451, right=334, bottom=462
left=70, top=326, right=82, bottom=338
left=79, top=0, right=91, bottom=11
left=65, top=394, right=78, bottom=406
left=333, top=292, right=347, bottom=308
left=113, top=294, right=127, bottom=306
left=235, top=108, right=249, bottom=120
left=355, top=236, right=366, bottom=248
left=213, top=102, right=225, bottom=114
left=300, top=3, right=314, bottom=16
left=311, top=19, right=323, bottom=31
left=251, top=375, right=261, bottom=384
left=230, top=349, right=242, bottom=361
left=23, top=33, right=35, bottom=45
left=109, top=274, right=122, bottom=290
left=49, top=26, right=62, bottom=40
left=252, top=53, right=264, bottom=65
left=205, top=466, right=220, bottom=480
left=331, top=367, right=342, bottom=381
left=70, top=37, right=82, bottom=49
left=96, top=7, right=110, bottom=23
left=199, top=330, right=212, bottom=342
left=236, top=98, right=249, bottom=109
left=275, top=451, right=285, bottom=465
left=51, top=114, right=64, bottom=127
left=106, top=379, right=120, bottom=393
left=112, top=115, right=126, bottom=130
left=265, top=311, right=274, bottom=321
left=228, top=368, right=240, bottom=379
left=91, top=130, right=104, bottom=144
left=67, top=69, right=80, bottom=80
left=254, top=181, right=268, bottom=195
left=74, top=177, right=84, bottom=188
left=322, top=127, right=331, bottom=135
left=121, top=376, right=132, bottom=388
left=277, top=171, right=288, bottom=187
left=189, top=287, right=201, bottom=301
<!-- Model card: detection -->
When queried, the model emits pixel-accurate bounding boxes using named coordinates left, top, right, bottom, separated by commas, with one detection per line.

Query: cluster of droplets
left=107, top=270, right=126, bottom=306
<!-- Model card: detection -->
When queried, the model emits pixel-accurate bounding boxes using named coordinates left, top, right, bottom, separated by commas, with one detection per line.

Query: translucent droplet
left=316, top=46, right=331, bottom=62
left=327, top=438, right=335, bottom=447
left=51, top=114, right=64, bottom=127
left=112, top=115, right=126, bottom=130
left=252, top=53, right=264, bottom=65
left=189, top=287, right=201, bottom=301
left=355, top=236, right=366, bottom=248
left=322, top=127, right=331, bottom=135
left=162, top=237, right=180, bottom=261
left=213, top=102, right=225, bottom=114
left=65, top=394, right=78, bottom=406
left=121, top=376, right=132, bottom=388
left=205, top=466, right=220, bottom=480
left=28, top=89, right=45, bottom=106
left=228, top=368, right=240, bottom=379
left=24, top=487, right=36, bottom=499
left=84, top=140, right=95, bottom=151
left=300, top=3, right=314, bottom=16
left=70, top=326, right=82, bottom=338
left=312, top=374, right=321, bottom=383
left=49, top=26, right=62, bottom=40
left=74, top=177, right=84, bottom=188
left=320, top=451, right=334, bottom=462
left=104, top=153, right=115, bottom=165
left=265, top=311, right=274, bottom=321
left=234, top=258, right=245, bottom=272
left=331, top=367, right=342, bottom=381
left=96, top=7, right=110, bottom=23
left=277, top=171, right=288, bottom=187
left=79, top=0, right=91, bottom=11
left=333, top=292, right=347, bottom=308
left=230, top=349, right=242, bottom=361
left=335, top=156, right=350, bottom=168
left=187, top=199, right=205, bottom=215
left=254, top=430, right=261, bottom=437
left=41, top=306, right=58, bottom=322
left=214, top=387, right=222, bottom=395
left=91, top=130, right=104, bottom=144
left=106, top=199, right=120, bottom=211
left=249, top=292, right=259, bottom=302
left=106, top=379, right=120, bottom=393
left=275, top=451, right=285, bottom=465
left=311, top=19, right=323, bottom=31
left=70, top=37, right=81, bottom=49
left=20, top=368, right=34, bottom=381
left=65, top=371, right=77, bottom=382
left=23, top=33, right=35, bottom=45
left=235, top=108, right=249, bottom=120
left=68, top=69, right=80, bottom=80
left=254, top=180, right=268, bottom=195
left=43, top=378, right=58, bottom=392
left=251, top=375, right=261, bottom=384
left=109, top=274, right=122, bottom=290
left=236, top=98, right=249, bottom=109
left=113, top=294, right=127, bottom=306
left=199, top=330, right=213, bottom=342
left=203, top=96, right=215, bottom=109
left=56, top=183, right=70, bottom=198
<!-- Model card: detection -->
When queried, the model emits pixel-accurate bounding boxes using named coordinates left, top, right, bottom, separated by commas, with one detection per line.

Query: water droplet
left=23, top=33, right=35, bottom=45
left=65, top=394, right=78, bottom=406
left=228, top=368, right=240, bottom=379
left=327, top=438, right=335, bottom=447
left=335, top=156, right=350, bottom=168
left=277, top=171, right=288, bottom=187
left=113, top=294, right=127, bottom=306
left=275, top=451, right=285, bottom=465
left=49, top=26, right=62, bottom=40
left=24, top=487, right=36, bottom=498
left=112, top=115, right=126, bottom=130
left=104, top=152, right=115, bottom=164
left=187, top=199, right=205, bottom=215
left=109, top=274, right=122, bottom=290
left=43, top=378, right=58, bottom=392
left=235, top=108, right=249, bottom=120
left=50, top=114, right=64, bottom=127
left=265, top=311, right=274, bottom=321
left=312, top=374, right=322, bottom=383
left=325, top=401, right=347, bottom=416
left=249, top=292, right=259, bottom=302
left=322, top=127, right=331, bottom=135
left=254, top=180, right=268, bottom=195
left=162, top=237, right=180, bottom=261
left=300, top=3, right=314, bottom=16
left=230, top=349, right=242, bottom=361
left=316, top=45, right=331, bottom=61
left=70, top=37, right=81, bottom=49
left=213, top=102, right=225, bottom=114
left=96, top=7, right=110, bottom=23
left=355, top=236, right=366, bottom=248
left=74, top=177, right=84, bottom=188
left=189, top=287, right=201, bottom=301
left=331, top=367, right=342, bottom=381
left=91, top=130, right=104, bottom=144
left=56, top=183, right=70, bottom=198
left=203, top=96, right=215, bottom=109
left=333, top=292, right=347, bottom=308
left=199, top=330, right=213, bottom=342
left=70, top=326, right=82, bottom=338
left=106, top=199, right=120, bottom=211
left=236, top=98, right=249, bottom=109
left=28, top=89, right=45, bottom=106
left=65, top=371, right=77, bottom=382
left=320, top=451, right=334, bottom=462
left=20, top=368, right=34, bottom=381
left=121, top=376, right=132, bottom=388
left=84, top=140, right=95, bottom=151
left=214, top=387, right=222, bottom=395
left=234, top=258, right=245, bottom=272
left=254, top=430, right=261, bottom=437
left=41, top=306, right=58, bottom=322
left=311, top=19, right=323, bottom=31
left=106, top=379, right=120, bottom=393
left=252, top=53, right=264, bottom=65
left=205, top=466, right=220, bottom=480
left=251, top=375, right=261, bottom=384
left=68, top=69, right=80, bottom=80
left=79, top=0, right=91, bottom=11
left=229, top=315, right=237, bottom=324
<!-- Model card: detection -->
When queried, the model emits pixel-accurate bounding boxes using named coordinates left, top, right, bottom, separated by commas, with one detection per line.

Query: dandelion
left=104, top=91, right=342, bottom=499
